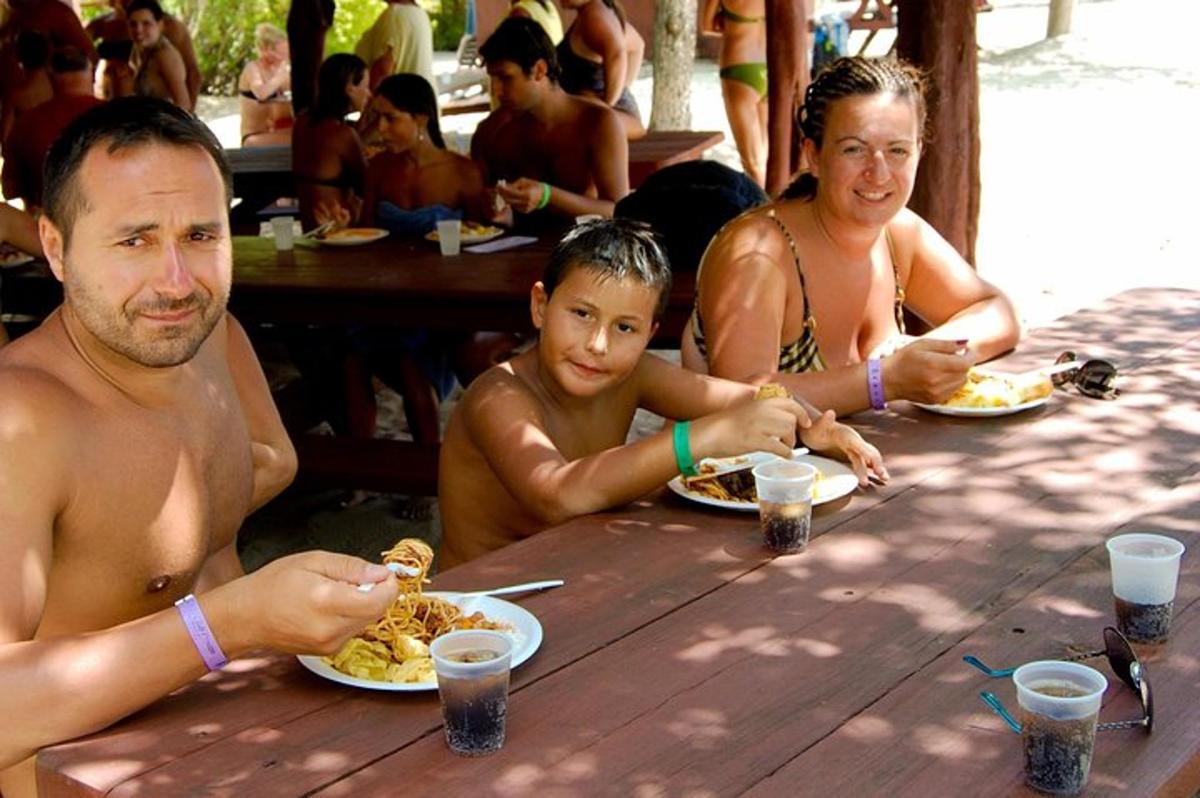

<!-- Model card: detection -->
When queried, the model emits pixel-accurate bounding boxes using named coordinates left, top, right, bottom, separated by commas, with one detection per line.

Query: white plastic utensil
left=357, top=561, right=422, bottom=592
left=452, top=579, right=565, bottom=599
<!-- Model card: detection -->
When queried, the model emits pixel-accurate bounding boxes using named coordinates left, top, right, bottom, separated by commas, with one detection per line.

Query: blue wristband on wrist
left=175, top=594, right=228, bottom=671
left=867, top=358, right=887, bottom=411
left=673, top=421, right=698, bottom=476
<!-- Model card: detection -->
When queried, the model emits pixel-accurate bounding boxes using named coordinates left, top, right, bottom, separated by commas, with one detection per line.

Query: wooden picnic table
left=224, top=129, right=726, bottom=214
left=35, top=287, right=1200, bottom=796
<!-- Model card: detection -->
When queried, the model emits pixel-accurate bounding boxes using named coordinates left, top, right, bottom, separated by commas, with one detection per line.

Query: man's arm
left=159, top=47, right=191, bottom=109
left=223, top=314, right=297, bottom=514
left=165, top=17, right=202, bottom=108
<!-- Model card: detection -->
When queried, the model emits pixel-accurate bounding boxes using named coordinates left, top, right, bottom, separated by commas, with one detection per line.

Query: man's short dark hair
left=543, top=219, right=673, bottom=321
left=479, top=17, right=561, bottom=83
left=42, top=97, right=231, bottom=249
left=126, top=0, right=164, bottom=20
left=51, top=46, right=92, bottom=74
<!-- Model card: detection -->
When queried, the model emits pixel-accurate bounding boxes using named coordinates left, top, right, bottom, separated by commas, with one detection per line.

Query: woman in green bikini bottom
left=702, top=0, right=768, bottom=186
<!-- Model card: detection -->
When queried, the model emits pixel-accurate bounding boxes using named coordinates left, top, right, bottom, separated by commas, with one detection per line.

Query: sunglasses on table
left=966, top=626, right=1153, bottom=733
left=1052, top=351, right=1120, bottom=400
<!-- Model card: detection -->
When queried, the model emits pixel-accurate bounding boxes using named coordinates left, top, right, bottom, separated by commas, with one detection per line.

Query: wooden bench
left=809, top=0, right=897, bottom=55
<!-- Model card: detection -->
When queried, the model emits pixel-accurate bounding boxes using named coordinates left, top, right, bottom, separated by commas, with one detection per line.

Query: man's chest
left=41, top=405, right=255, bottom=632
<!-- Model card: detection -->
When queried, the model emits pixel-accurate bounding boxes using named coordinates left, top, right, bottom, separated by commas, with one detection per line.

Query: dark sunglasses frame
left=965, top=626, right=1152, bottom=733
left=1053, top=351, right=1120, bottom=400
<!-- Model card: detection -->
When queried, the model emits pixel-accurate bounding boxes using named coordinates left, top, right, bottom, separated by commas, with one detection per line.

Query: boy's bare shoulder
left=457, top=359, right=554, bottom=442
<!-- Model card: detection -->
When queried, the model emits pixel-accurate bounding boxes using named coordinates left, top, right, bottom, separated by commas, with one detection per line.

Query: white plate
left=424, top=225, right=504, bottom=244
left=910, top=395, right=1050, bottom=417
left=667, top=452, right=859, bottom=512
left=0, top=250, right=34, bottom=268
left=296, top=593, right=543, bottom=692
left=318, top=228, right=389, bottom=246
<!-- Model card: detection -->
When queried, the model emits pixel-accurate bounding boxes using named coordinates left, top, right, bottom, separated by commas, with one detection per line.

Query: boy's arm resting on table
left=461, top=364, right=809, bottom=526
left=223, top=314, right=297, bottom=513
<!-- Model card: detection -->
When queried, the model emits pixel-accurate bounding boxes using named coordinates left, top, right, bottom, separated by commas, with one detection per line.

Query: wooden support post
left=895, top=0, right=980, bottom=266
left=765, top=0, right=809, bottom=195
left=1047, top=0, right=1075, bottom=38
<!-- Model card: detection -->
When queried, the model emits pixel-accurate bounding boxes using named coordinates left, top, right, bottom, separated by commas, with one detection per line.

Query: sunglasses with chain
left=1053, top=351, right=1120, bottom=400
left=966, top=626, right=1152, bottom=733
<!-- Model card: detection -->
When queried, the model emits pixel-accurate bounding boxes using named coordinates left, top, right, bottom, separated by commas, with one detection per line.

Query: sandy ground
left=230, top=0, right=1200, bottom=570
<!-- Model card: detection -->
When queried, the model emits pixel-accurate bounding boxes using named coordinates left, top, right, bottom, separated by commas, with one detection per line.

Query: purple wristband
left=175, top=594, right=228, bottom=670
left=867, top=358, right=887, bottom=411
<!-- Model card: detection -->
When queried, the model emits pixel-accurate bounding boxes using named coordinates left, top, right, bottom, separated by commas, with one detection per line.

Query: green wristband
left=673, top=421, right=698, bottom=477
left=535, top=181, right=551, bottom=210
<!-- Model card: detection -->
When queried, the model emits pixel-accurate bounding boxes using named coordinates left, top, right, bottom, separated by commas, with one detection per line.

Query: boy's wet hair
left=543, top=219, right=673, bottom=320
left=43, top=96, right=230, bottom=250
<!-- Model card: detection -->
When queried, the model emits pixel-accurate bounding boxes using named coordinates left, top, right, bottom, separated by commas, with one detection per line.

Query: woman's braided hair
left=782, top=56, right=928, bottom=201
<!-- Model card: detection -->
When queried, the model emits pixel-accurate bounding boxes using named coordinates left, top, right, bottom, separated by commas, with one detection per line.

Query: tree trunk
left=765, top=0, right=809, bottom=195
left=895, top=0, right=979, bottom=265
left=1046, top=0, right=1074, bottom=38
left=650, top=0, right=698, bottom=130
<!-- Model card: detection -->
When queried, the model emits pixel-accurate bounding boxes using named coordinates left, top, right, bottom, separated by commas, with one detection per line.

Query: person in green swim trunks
left=702, top=0, right=767, bottom=186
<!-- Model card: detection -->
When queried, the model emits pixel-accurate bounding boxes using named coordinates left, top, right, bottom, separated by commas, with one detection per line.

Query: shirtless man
left=0, top=97, right=401, bottom=798
left=470, top=16, right=628, bottom=222
left=86, top=0, right=201, bottom=105
left=126, top=0, right=190, bottom=109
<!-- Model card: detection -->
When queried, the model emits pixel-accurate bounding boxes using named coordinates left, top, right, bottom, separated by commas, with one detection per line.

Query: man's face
left=44, top=142, right=232, bottom=368
left=128, top=9, right=161, bottom=47
left=531, top=266, right=659, bottom=398
left=487, top=59, right=542, bottom=112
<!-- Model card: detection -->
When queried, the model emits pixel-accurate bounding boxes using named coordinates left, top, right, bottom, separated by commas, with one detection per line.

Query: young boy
left=437, top=219, right=888, bottom=569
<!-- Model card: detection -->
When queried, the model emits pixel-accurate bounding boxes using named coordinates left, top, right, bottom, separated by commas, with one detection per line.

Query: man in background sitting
left=471, top=16, right=628, bottom=225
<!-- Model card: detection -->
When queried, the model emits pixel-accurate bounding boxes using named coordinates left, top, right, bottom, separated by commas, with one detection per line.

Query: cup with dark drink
left=1106, top=533, right=1185, bottom=644
left=751, top=459, right=817, bottom=554
left=430, top=629, right=513, bottom=756
left=1013, top=660, right=1107, bottom=796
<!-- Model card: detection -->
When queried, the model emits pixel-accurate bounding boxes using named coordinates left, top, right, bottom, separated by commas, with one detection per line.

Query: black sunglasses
left=966, top=626, right=1152, bottom=733
left=1052, top=351, right=1120, bottom=400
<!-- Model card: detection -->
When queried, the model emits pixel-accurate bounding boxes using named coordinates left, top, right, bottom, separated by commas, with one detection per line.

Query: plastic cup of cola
left=751, top=459, right=817, bottom=554
left=1106, top=533, right=1185, bottom=644
left=270, top=216, right=295, bottom=251
left=436, top=219, right=462, bottom=256
left=1013, top=660, right=1107, bottom=796
left=430, top=630, right=513, bottom=756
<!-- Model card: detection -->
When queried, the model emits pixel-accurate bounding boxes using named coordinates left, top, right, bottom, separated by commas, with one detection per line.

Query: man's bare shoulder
left=0, top=353, right=88, bottom=444
left=568, top=96, right=622, bottom=139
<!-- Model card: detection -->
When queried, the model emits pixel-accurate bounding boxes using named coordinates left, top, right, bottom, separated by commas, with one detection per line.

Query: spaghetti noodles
left=325, top=538, right=507, bottom=684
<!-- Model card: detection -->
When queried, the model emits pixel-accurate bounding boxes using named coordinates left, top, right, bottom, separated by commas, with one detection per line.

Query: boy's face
left=531, top=266, right=660, bottom=398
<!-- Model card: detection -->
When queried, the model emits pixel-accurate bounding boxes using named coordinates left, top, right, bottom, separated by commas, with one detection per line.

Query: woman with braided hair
left=681, top=55, right=1020, bottom=416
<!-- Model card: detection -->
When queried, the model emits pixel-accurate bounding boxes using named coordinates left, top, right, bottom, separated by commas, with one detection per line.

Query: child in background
left=438, top=219, right=888, bottom=569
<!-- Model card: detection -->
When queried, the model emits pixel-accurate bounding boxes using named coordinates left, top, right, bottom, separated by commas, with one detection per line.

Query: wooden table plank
left=745, top=485, right=1200, bottom=797
left=34, top=289, right=1200, bottom=797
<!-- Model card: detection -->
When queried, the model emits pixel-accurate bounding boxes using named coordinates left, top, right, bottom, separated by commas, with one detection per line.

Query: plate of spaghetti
left=297, top=539, right=543, bottom=691
left=667, top=451, right=858, bottom=512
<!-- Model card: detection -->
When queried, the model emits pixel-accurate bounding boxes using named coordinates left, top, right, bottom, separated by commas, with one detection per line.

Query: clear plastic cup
left=751, top=459, right=817, bottom=554
left=430, top=630, right=513, bottom=756
left=270, top=216, right=295, bottom=251
left=1013, top=660, right=1107, bottom=796
left=1106, top=533, right=1185, bottom=643
left=436, top=219, right=462, bottom=256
